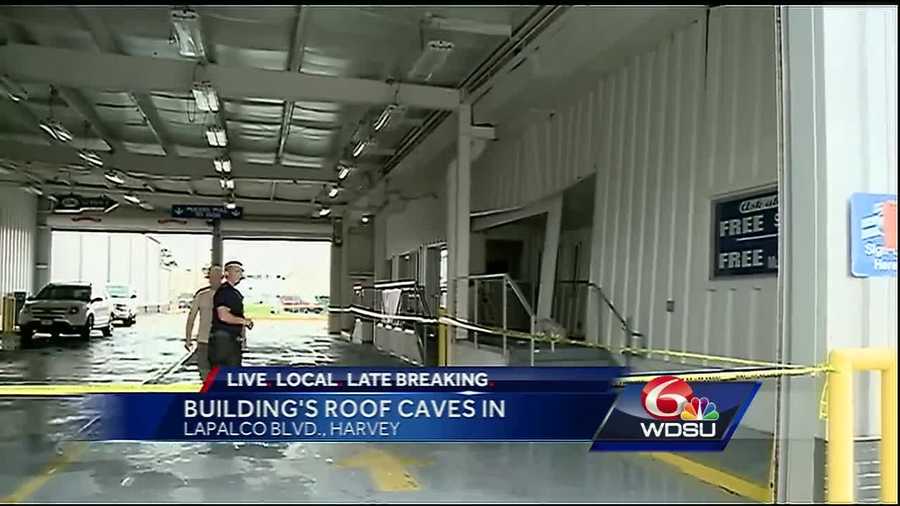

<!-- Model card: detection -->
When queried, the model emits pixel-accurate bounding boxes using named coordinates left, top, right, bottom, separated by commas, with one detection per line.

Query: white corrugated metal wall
left=471, top=7, right=779, bottom=358
left=0, top=186, right=36, bottom=294
left=470, top=7, right=779, bottom=431
left=49, top=231, right=169, bottom=307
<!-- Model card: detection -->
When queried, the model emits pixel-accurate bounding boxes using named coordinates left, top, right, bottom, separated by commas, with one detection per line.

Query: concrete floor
left=0, top=313, right=752, bottom=503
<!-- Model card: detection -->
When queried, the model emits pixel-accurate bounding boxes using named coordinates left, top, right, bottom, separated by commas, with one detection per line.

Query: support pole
left=211, top=219, right=223, bottom=267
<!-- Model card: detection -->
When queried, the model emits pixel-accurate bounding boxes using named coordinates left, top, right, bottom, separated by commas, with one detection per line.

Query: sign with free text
left=712, top=188, right=779, bottom=278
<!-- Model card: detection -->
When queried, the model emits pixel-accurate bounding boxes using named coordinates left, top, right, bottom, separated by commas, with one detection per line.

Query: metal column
left=33, top=207, right=51, bottom=291
left=211, top=219, right=223, bottom=267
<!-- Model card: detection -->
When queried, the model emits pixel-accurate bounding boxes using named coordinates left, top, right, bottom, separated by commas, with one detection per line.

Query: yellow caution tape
left=334, top=306, right=832, bottom=378
left=0, top=382, right=200, bottom=396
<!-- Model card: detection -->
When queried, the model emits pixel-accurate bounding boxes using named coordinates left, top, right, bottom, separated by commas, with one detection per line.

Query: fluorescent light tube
left=192, top=82, right=220, bottom=112
left=39, top=119, right=73, bottom=143
left=23, top=185, right=43, bottom=196
left=318, top=207, right=331, bottom=217
left=328, top=186, right=340, bottom=198
left=337, top=166, right=351, bottom=180
left=139, top=202, right=155, bottom=211
left=104, top=170, right=124, bottom=185
left=123, top=194, right=141, bottom=205
left=0, top=75, right=27, bottom=102
left=171, top=8, right=206, bottom=59
left=215, top=128, right=227, bottom=147
left=373, top=105, right=399, bottom=131
left=220, top=177, right=235, bottom=191
left=206, top=126, right=227, bottom=147
left=225, top=199, right=237, bottom=210
left=408, top=40, right=454, bottom=82
left=78, top=150, right=103, bottom=167
left=214, top=157, right=232, bottom=174
left=352, top=140, right=367, bottom=158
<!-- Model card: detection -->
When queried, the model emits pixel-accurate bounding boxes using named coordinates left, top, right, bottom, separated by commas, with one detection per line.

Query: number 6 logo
left=641, top=376, right=694, bottom=420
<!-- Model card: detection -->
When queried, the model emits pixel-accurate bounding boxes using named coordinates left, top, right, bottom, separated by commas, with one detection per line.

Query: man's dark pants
left=208, top=329, right=243, bottom=368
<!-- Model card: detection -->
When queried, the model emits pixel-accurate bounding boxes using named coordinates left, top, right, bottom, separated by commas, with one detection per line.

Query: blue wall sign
left=712, top=188, right=779, bottom=278
left=171, top=205, right=243, bottom=220
left=850, top=193, right=897, bottom=278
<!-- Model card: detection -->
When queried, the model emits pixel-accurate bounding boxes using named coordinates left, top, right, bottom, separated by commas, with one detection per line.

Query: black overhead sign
left=52, top=194, right=119, bottom=214
left=171, top=205, right=243, bottom=220
left=712, top=188, right=779, bottom=278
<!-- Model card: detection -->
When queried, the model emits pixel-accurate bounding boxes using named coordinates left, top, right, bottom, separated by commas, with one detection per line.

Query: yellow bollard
left=826, top=348, right=898, bottom=504
left=1, top=294, right=17, bottom=333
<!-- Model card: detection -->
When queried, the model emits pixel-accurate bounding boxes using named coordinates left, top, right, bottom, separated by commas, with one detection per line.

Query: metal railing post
left=502, top=281, right=508, bottom=356
left=473, top=279, right=479, bottom=349
left=623, top=316, right=632, bottom=368
left=530, top=315, right=536, bottom=367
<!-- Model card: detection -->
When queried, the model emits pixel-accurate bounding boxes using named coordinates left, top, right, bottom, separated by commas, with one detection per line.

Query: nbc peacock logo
left=680, top=396, right=720, bottom=421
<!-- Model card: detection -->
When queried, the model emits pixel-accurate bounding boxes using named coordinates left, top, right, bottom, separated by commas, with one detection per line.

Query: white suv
left=106, top=284, right=138, bottom=326
left=18, top=282, right=114, bottom=345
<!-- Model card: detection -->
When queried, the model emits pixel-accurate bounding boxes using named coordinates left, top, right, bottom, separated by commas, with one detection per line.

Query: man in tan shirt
left=185, top=265, right=223, bottom=379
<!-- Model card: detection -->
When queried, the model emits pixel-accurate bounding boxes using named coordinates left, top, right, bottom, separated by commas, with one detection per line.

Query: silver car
left=18, top=282, right=114, bottom=345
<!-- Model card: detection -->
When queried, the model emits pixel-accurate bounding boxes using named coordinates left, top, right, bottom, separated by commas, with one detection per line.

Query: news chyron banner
left=83, top=368, right=759, bottom=452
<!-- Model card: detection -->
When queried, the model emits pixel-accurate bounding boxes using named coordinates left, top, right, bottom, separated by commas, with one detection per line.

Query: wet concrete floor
left=0, top=313, right=751, bottom=503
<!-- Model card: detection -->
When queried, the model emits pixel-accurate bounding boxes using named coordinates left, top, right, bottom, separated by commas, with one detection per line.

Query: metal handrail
left=456, top=273, right=535, bottom=319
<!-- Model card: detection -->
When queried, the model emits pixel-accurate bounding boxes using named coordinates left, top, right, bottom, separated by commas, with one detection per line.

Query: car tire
left=79, top=316, right=93, bottom=341
left=102, top=323, right=113, bottom=337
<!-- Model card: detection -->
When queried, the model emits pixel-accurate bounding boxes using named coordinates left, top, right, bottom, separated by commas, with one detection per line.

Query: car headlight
left=69, top=307, right=79, bottom=314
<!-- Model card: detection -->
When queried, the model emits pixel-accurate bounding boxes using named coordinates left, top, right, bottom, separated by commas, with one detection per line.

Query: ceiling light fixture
left=104, top=170, right=125, bottom=185
left=206, top=126, right=227, bottom=147
left=224, top=198, right=237, bottom=210
left=139, top=202, right=155, bottom=211
left=352, top=140, right=367, bottom=158
left=123, top=193, right=141, bottom=205
left=407, top=40, right=454, bottom=82
left=171, top=8, right=206, bottom=59
left=373, top=104, right=406, bottom=132
left=220, top=177, right=235, bottom=191
left=191, top=81, right=220, bottom=112
left=23, top=185, right=43, bottom=196
left=213, top=156, right=232, bottom=174
left=361, top=215, right=370, bottom=224
left=39, top=118, right=73, bottom=143
left=328, top=185, right=340, bottom=199
left=77, top=149, right=103, bottom=167
left=318, top=207, right=332, bottom=217
left=337, top=165, right=351, bottom=180
left=0, top=75, right=27, bottom=102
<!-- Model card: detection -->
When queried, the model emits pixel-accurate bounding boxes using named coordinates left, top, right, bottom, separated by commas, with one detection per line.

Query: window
left=36, top=285, right=92, bottom=301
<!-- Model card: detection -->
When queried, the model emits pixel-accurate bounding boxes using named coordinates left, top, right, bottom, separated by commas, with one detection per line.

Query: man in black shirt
left=209, top=260, right=254, bottom=368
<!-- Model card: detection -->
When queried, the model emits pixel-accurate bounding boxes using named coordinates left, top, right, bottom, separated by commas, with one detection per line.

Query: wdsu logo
left=590, top=376, right=759, bottom=452
left=639, top=376, right=718, bottom=438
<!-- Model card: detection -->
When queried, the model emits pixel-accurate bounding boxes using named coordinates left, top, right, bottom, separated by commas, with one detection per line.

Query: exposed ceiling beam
left=0, top=44, right=460, bottom=110
left=54, top=87, right=124, bottom=153
left=276, top=6, right=311, bottom=164
left=30, top=181, right=346, bottom=211
left=0, top=140, right=337, bottom=183
left=72, top=6, right=176, bottom=156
